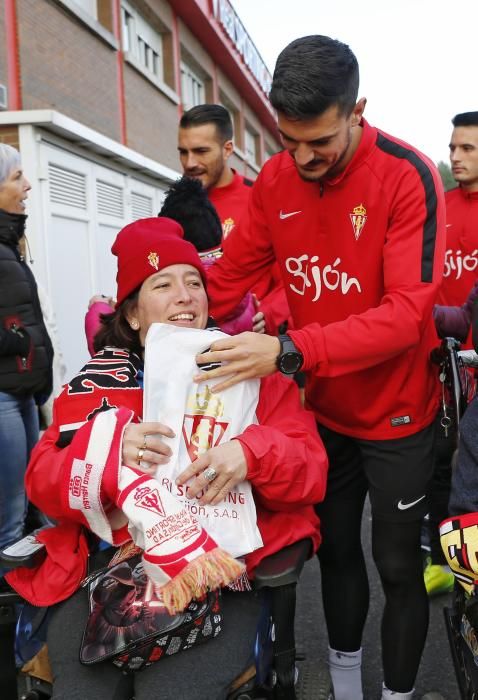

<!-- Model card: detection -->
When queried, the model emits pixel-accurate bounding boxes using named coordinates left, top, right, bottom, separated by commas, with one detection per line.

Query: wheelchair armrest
left=252, top=538, right=312, bottom=589
left=0, top=532, right=46, bottom=570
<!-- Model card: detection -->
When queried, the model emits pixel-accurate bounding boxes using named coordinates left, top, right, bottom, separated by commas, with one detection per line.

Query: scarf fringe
left=157, top=547, right=245, bottom=614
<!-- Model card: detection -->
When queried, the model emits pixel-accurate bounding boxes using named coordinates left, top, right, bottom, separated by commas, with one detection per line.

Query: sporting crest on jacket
left=222, top=217, right=235, bottom=238
left=350, top=203, right=367, bottom=240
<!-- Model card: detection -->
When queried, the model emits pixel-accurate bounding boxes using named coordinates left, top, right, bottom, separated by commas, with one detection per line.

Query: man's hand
left=252, top=294, right=266, bottom=334
left=194, top=332, right=280, bottom=392
left=175, top=440, right=247, bottom=505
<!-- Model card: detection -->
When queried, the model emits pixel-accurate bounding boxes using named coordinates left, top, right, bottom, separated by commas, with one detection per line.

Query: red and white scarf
left=10, top=347, right=243, bottom=613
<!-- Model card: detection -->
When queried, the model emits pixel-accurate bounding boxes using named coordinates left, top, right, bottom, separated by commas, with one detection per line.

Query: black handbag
left=79, top=549, right=222, bottom=672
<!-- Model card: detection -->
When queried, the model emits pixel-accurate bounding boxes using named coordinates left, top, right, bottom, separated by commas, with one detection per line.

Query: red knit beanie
left=112, top=217, right=207, bottom=305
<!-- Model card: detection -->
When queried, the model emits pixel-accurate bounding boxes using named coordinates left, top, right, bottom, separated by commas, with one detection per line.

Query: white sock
left=328, top=646, right=363, bottom=700
left=381, top=682, right=415, bottom=699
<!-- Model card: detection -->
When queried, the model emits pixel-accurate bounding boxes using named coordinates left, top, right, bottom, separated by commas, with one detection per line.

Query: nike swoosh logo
left=279, top=209, right=302, bottom=219
left=397, top=495, right=426, bottom=510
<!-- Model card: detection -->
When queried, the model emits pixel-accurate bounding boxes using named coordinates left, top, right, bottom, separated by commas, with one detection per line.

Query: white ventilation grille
left=48, top=164, right=87, bottom=209
left=0, top=84, right=7, bottom=110
left=131, top=191, right=154, bottom=220
left=96, top=180, right=124, bottom=218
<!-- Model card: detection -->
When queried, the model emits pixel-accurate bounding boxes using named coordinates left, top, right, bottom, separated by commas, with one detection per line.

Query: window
left=180, top=62, right=205, bottom=111
left=121, top=1, right=163, bottom=83
left=244, top=126, right=259, bottom=165
left=219, top=92, right=240, bottom=144
left=264, top=142, right=279, bottom=163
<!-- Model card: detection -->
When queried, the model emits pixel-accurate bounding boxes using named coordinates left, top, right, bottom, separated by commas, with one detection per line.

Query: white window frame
left=121, top=1, right=164, bottom=84
left=244, top=126, right=258, bottom=166
left=180, top=61, right=205, bottom=111
left=71, top=0, right=97, bottom=19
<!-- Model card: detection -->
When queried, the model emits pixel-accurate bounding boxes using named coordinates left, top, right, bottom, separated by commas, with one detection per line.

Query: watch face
left=280, top=351, right=302, bottom=374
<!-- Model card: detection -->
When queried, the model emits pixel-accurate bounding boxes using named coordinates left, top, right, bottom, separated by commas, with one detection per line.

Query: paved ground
left=294, top=502, right=460, bottom=700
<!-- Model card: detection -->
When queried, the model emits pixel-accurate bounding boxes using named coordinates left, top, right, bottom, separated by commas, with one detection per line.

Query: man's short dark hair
left=452, top=112, right=478, bottom=128
left=269, top=35, right=359, bottom=120
left=179, top=104, right=233, bottom=142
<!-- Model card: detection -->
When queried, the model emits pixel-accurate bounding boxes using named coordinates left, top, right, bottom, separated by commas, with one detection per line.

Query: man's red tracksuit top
left=208, top=120, right=447, bottom=440
left=438, top=187, right=478, bottom=347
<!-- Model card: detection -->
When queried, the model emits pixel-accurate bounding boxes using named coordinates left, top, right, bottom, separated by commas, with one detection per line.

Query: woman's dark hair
left=93, top=291, right=141, bottom=355
left=269, top=35, right=359, bottom=120
left=159, top=176, right=222, bottom=251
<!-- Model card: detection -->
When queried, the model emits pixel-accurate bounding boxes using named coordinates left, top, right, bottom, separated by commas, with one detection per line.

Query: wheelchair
left=432, top=337, right=478, bottom=700
left=0, top=533, right=333, bottom=700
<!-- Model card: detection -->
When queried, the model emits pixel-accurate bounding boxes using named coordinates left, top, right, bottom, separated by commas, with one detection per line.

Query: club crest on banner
left=134, top=486, right=166, bottom=517
left=349, top=203, right=367, bottom=240
left=182, top=385, right=229, bottom=461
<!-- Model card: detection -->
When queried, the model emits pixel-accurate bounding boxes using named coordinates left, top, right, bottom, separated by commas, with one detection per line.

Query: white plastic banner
left=143, top=323, right=263, bottom=559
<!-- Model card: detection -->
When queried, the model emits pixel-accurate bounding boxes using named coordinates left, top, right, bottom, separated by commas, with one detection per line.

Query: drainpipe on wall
left=112, top=0, right=127, bottom=145
left=5, top=0, right=22, bottom=110
left=171, top=10, right=182, bottom=118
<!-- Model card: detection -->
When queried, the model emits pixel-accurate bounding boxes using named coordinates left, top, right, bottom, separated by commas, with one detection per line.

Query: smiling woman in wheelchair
left=6, top=217, right=328, bottom=700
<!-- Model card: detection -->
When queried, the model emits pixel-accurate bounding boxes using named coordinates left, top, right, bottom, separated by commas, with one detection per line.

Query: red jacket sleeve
left=235, top=373, right=328, bottom=511
left=25, top=420, right=69, bottom=519
left=208, top=188, right=277, bottom=323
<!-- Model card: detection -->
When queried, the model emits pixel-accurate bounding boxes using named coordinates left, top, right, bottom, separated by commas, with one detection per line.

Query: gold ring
left=137, top=447, right=145, bottom=464
left=142, top=435, right=148, bottom=451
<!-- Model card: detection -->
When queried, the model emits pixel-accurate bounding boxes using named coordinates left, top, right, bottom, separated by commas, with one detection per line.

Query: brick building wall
left=0, top=125, right=19, bottom=149
left=123, top=64, right=180, bottom=169
left=17, top=0, right=121, bottom=142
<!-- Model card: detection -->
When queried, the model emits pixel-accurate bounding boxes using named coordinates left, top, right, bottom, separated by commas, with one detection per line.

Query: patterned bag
left=79, top=549, right=222, bottom=672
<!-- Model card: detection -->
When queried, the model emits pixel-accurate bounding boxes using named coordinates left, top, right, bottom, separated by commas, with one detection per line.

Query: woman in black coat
left=0, top=144, right=53, bottom=569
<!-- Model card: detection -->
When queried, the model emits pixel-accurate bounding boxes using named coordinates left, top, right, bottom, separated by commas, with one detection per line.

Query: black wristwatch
left=276, top=334, right=303, bottom=375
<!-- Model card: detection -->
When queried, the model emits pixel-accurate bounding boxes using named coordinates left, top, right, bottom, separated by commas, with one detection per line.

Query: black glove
left=2, top=324, right=31, bottom=357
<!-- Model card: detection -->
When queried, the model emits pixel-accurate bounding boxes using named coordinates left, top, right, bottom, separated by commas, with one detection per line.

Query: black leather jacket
left=0, top=209, right=53, bottom=398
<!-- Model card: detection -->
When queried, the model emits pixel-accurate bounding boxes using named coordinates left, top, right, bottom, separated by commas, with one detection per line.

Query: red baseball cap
left=112, top=217, right=207, bottom=305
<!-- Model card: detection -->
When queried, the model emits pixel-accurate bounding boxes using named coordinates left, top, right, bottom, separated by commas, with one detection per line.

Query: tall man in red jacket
left=178, top=104, right=290, bottom=334
left=439, top=111, right=478, bottom=329
left=425, top=112, right=478, bottom=595
left=194, top=36, right=446, bottom=700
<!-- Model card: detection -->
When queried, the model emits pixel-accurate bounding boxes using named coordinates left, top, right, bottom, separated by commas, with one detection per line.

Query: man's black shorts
left=316, top=422, right=436, bottom=522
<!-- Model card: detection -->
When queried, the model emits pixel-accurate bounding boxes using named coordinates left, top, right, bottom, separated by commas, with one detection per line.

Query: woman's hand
left=122, top=421, right=175, bottom=474
left=175, top=440, right=248, bottom=506
left=88, top=294, right=116, bottom=309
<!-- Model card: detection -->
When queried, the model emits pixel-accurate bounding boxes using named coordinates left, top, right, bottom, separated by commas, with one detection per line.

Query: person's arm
left=0, top=316, right=32, bottom=359
left=236, top=373, right=328, bottom=510
left=85, top=299, right=115, bottom=356
left=26, top=399, right=174, bottom=520
left=197, top=160, right=446, bottom=390
left=433, top=279, right=478, bottom=343
left=207, top=181, right=277, bottom=323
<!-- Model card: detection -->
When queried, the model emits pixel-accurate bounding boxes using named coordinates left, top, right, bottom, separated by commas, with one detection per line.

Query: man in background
left=178, top=104, right=290, bottom=334
left=425, top=111, right=478, bottom=596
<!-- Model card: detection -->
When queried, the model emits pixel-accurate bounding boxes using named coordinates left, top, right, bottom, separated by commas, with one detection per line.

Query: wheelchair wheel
left=444, top=591, right=478, bottom=700
left=295, top=660, right=334, bottom=700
